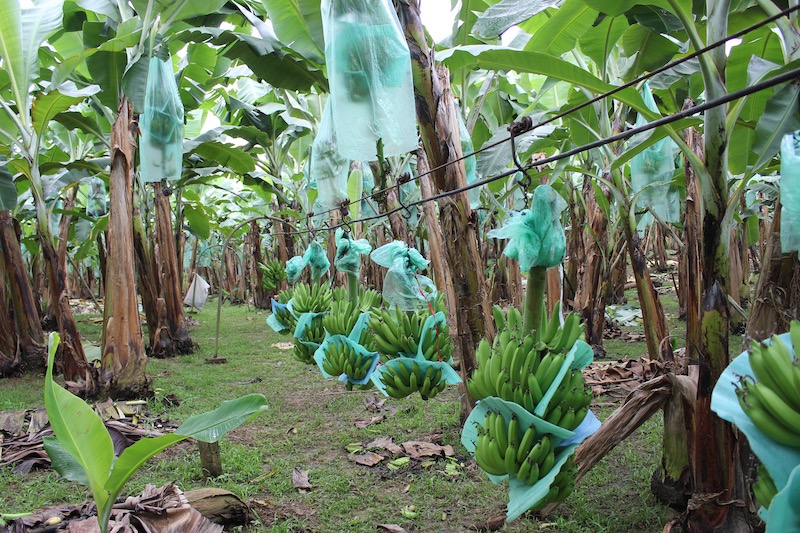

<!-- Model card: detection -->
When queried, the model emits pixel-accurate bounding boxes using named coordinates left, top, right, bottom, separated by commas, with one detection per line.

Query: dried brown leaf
left=291, top=468, right=312, bottom=490
left=347, top=452, right=385, bottom=466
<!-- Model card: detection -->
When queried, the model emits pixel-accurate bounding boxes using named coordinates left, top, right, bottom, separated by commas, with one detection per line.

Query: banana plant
left=0, top=0, right=101, bottom=385
left=43, top=332, right=268, bottom=533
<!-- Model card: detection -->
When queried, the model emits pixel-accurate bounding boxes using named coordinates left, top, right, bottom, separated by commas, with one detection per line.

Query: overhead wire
left=273, top=61, right=800, bottom=237
left=290, top=3, right=800, bottom=227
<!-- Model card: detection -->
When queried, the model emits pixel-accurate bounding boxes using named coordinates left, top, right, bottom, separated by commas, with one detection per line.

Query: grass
left=0, top=301, right=676, bottom=532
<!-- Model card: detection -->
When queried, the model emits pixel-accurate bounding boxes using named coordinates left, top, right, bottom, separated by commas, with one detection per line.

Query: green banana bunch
left=380, top=362, right=446, bottom=400
left=752, top=465, right=778, bottom=509
left=473, top=411, right=561, bottom=484
left=736, top=323, right=800, bottom=448
left=323, top=300, right=362, bottom=336
left=259, top=259, right=287, bottom=292
left=529, top=453, right=577, bottom=509
left=322, top=339, right=375, bottom=382
left=292, top=282, right=333, bottom=314
left=541, top=368, right=593, bottom=431
left=535, top=303, right=585, bottom=355
left=371, top=309, right=408, bottom=361
left=272, top=288, right=297, bottom=333
left=468, top=329, right=591, bottom=428
left=292, top=316, right=326, bottom=365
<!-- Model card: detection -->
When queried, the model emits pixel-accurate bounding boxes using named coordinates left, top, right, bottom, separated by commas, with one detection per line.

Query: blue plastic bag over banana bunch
left=630, top=82, right=680, bottom=229
left=140, top=55, right=184, bottom=183
left=488, top=185, right=567, bottom=271
left=314, top=312, right=380, bottom=386
left=285, top=241, right=331, bottom=285
left=781, top=131, right=800, bottom=253
left=321, top=0, right=418, bottom=160
left=311, top=102, right=350, bottom=211
left=334, top=228, right=372, bottom=276
left=370, top=241, right=436, bottom=310
left=711, top=328, right=800, bottom=531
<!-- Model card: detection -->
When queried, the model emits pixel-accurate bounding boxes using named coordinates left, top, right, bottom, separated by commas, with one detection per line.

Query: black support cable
left=276, top=63, right=800, bottom=237
left=292, top=3, right=800, bottom=226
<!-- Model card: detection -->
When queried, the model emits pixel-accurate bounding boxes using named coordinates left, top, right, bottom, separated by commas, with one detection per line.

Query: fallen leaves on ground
left=584, top=357, right=668, bottom=400
left=270, top=342, right=293, bottom=350
left=291, top=467, right=313, bottom=490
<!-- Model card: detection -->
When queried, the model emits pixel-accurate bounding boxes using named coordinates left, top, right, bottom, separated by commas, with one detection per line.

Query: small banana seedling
left=43, top=333, right=268, bottom=533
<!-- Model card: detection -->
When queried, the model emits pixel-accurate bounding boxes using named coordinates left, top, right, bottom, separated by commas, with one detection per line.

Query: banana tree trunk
left=0, top=272, right=16, bottom=373
left=133, top=191, right=171, bottom=358
left=746, top=202, right=800, bottom=340
left=248, top=221, right=270, bottom=308
left=29, top=163, right=93, bottom=389
left=418, top=149, right=457, bottom=318
left=100, top=99, right=149, bottom=398
left=153, top=182, right=195, bottom=354
left=0, top=210, right=45, bottom=371
left=575, top=175, right=610, bottom=351
left=621, top=213, right=671, bottom=360
left=686, top=1, right=753, bottom=529
left=399, top=0, right=494, bottom=419
left=56, top=184, right=78, bottom=298
left=369, top=161, right=410, bottom=244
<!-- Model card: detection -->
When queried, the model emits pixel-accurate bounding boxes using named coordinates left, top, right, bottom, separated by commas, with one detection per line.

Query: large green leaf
left=176, top=28, right=327, bottom=92
left=579, top=0, right=676, bottom=16
left=120, top=55, right=149, bottom=113
left=43, top=333, right=113, bottom=512
left=75, top=0, right=120, bottom=22
left=0, top=0, right=64, bottom=112
left=472, top=0, right=561, bottom=39
left=621, top=25, right=679, bottom=77
left=437, top=47, right=651, bottom=115
left=103, top=434, right=184, bottom=500
left=524, top=0, right=597, bottom=57
left=174, top=393, right=268, bottom=443
left=52, top=111, right=106, bottom=140
left=42, top=436, right=90, bottom=485
left=130, top=0, right=227, bottom=25
left=262, top=0, right=324, bottom=63
left=183, top=203, right=211, bottom=239
left=191, top=141, right=256, bottom=174
left=31, top=83, right=100, bottom=134
left=751, top=82, right=800, bottom=173
left=83, top=21, right=126, bottom=110
left=579, top=15, right=629, bottom=71
left=0, top=163, right=15, bottom=210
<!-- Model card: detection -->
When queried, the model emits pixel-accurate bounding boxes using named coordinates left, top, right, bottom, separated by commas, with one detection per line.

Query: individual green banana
left=752, top=464, right=778, bottom=509
left=517, top=425, right=538, bottom=463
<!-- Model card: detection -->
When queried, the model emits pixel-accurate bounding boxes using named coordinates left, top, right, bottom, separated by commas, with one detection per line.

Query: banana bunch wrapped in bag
left=712, top=321, right=800, bottom=531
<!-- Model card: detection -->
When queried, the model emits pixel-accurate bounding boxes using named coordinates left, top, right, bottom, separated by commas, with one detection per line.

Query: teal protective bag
left=285, top=242, right=331, bottom=285
left=321, top=0, right=418, bottom=160
left=781, top=131, right=800, bottom=253
left=312, top=102, right=350, bottom=211
left=487, top=185, right=567, bottom=271
left=370, top=241, right=436, bottom=310
left=314, top=312, right=380, bottom=385
left=630, top=82, right=680, bottom=226
left=140, top=56, right=184, bottom=183
left=334, top=228, right=372, bottom=276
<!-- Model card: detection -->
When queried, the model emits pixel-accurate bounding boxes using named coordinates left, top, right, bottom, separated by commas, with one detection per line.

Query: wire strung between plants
left=287, top=4, right=800, bottom=226
left=273, top=62, right=800, bottom=237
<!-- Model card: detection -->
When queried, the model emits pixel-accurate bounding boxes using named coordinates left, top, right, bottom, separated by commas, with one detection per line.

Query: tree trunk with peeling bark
left=398, top=0, right=494, bottom=419
left=574, top=176, right=610, bottom=352
left=746, top=203, right=800, bottom=340
left=100, top=99, right=149, bottom=398
left=0, top=210, right=45, bottom=372
left=622, top=218, right=671, bottom=361
left=418, top=149, right=458, bottom=331
left=247, top=221, right=270, bottom=309
left=0, top=273, right=17, bottom=374
left=154, top=183, right=195, bottom=354
left=133, top=193, right=172, bottom=358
